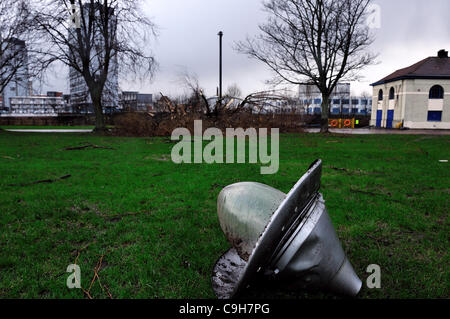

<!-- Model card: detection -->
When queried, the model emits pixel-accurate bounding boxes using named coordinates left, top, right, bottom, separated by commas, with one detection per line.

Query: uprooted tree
left=33, top=0, right=157, bottom=132
left=175, top=70, right=291, bottom=117
left=236, top=0, right=376, bottom=132
left=124, top=87, right=299, bottom=137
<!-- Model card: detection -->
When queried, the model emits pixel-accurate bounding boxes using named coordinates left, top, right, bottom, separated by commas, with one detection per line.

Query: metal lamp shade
left=212, top=160, right=362, bottom=299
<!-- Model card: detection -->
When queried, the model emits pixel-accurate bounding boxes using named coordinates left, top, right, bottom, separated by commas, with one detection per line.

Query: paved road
left=304, top=128, right=450, bottom=135
left=4, top=128, right=450, bottom=135
left=5, top=129, right=93, bottom=133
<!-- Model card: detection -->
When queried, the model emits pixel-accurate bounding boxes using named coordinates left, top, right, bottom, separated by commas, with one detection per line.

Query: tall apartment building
left=69, top=3, right=119, bottom=114
left=0, top=38, right=30, bottom=110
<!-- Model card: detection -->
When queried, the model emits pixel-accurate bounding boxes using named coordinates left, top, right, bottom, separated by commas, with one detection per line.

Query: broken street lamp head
left=212, top=159, right=362, bottom=299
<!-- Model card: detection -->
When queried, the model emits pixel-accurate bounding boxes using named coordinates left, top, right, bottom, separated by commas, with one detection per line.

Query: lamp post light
left=218, top=31, right=223, bottom=103
left=212, top=159, right=362, bottom=299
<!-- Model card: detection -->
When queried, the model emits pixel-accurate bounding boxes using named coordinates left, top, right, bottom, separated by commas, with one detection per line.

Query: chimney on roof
left=438, top=49, right=448, bottom=58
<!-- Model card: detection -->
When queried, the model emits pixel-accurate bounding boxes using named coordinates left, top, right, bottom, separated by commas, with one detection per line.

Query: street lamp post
left=218, top=31, right=223, bottom=103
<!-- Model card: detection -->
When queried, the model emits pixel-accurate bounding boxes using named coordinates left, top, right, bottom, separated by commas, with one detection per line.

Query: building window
left=389, top=87, right=395, bottom=100
left=429, top=85, right=444, bottom=99
left=333, top=99, right=340, bottom=105
left=378, top=89, right=383, bottom=101
left=427, top=111, right=442, bottom=122
left=314, top=98, right=322, bottom=105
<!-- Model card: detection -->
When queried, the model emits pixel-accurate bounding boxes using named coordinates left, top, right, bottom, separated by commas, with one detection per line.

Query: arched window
left=429, top=85, right=444, bottom=99
left=428, top=85, right=444, bottom=122
left=389, top=87, right=395, bottom=100
left=378, top=89, right=383, bottom=101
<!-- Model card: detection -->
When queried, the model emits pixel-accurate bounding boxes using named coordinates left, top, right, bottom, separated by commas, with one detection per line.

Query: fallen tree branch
left=63, top=143, right=115, bottom=151
left=328, top=166, right=349, bottom=172
left=328, top=166, right=384, bottom=176
left=68, top=246, right=114, bottom=299
left=84, top=254, right=113, bottom=299
left=103, top=211, right=153, bottom=221
left=82, top=288, right=93, bottom=299
left=350, top=188, right=403, bottom=203
left=103, top=284, right=113, bottom=299
left=8, top=174, right=71, bottom=187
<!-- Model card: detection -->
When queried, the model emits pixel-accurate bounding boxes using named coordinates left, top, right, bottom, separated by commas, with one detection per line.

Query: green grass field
left=0, top=131, right=448, bottom=299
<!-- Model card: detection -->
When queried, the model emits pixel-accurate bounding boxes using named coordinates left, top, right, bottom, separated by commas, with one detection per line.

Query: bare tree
left=175, top=69, right=291, bottom=118
left=299, top=84, right=316, bottom=115
left=336, top=88, right=349, bottom=116
left=236, top=0, right=376, bottom=132
left=33, top=0, right=157, bottom=132
left=234, top=90, right=289, bottom=114
left=360, top=90, right=371, bottom=115
left=0, top=1, right=33, bottom=102
left=177, top=70, right=211, bottom=115
left=225, top=83, right=242, bottom=99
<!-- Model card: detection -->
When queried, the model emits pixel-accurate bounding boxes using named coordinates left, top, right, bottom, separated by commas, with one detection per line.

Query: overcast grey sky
left=49, top=0, right=450, bottom=98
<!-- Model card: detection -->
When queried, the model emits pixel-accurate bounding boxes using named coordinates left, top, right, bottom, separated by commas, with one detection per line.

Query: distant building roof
left=371, top=50, right=450, bottom=86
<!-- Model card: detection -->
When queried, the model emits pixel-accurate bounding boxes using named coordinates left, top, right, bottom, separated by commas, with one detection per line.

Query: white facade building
left=0, top=91, right=70, bottom=117
left=299, top=83, right=351, bottom=114
left=339, top=97, right=372, bottom=115
left=7, top=93, right=68, bottom=116
left=371, top=50, right=450, bottom=129
left=119, top=91, right=153, bottom=112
